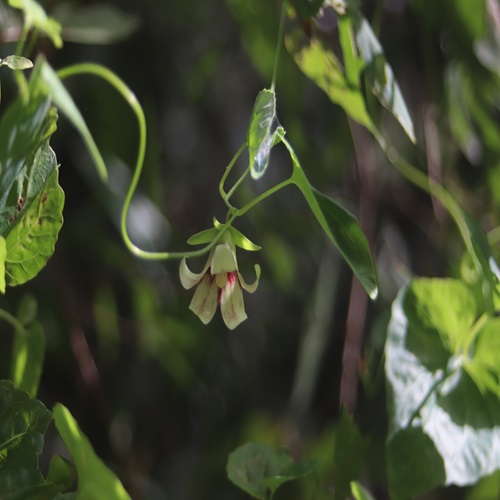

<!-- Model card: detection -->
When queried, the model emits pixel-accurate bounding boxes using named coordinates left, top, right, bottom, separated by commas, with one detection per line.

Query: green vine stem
left=219, top=142, right=248, bottom=209
left=372, top=130, right=482, bottom=273
left=55, top=64, right=294, bottom=262
left=0, top=308, right=26, bottom=333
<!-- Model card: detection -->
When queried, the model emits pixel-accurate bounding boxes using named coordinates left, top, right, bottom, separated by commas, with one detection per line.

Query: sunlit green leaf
left=52, top=3, right=140, bottom=45
left=386, top=279, right=500, bottom=498
left=39, top=59, right=107, bottom=182
left=10, top=321, right=45, bottom=398
left=464, top=318, right=500, bottom=397
left=0, top=380, right=58, bottom=499
left=0, top=55, right=33, bottom=70
left=0, top=92, right=57, bottom=236
left=248, top=89, right=278, bottom=179
left=53, top=403, right=131, bottom=500
left=227, top=442, right=316, bottom=499
left=8, top=0, right=62, bottom=48
left=5, top=167, right=64, bottom=286
left=405, top=278, right=477, bottom=355
left=286, top=29, right=374, bottom=130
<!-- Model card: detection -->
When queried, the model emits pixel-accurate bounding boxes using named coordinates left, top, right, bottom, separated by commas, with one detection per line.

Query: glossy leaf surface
left=248, top=89, right=278, bottom=179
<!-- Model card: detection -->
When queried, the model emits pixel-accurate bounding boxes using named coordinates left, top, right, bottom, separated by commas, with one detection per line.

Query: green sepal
left=187, top=219, right=260, bottom=251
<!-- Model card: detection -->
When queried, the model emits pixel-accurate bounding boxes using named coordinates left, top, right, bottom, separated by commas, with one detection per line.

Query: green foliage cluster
left=2, top=0, right=500, bottom=498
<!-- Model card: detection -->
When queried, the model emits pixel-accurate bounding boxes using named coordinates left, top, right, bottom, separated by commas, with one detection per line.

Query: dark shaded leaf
left=10, top=322, right=45, bottom=398
left=0, top=380, right=57, bottom=500
left=52, top=3, right=140, bottom=45
left=227, top=442, right=316, bottom=499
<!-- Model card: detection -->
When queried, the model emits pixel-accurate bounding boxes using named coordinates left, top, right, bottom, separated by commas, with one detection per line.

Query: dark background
left=1, top=0, right=498, bottom=498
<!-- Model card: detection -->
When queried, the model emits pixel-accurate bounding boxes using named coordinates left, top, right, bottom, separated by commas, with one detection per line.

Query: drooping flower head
left=180, top=225, right=260, bottom=330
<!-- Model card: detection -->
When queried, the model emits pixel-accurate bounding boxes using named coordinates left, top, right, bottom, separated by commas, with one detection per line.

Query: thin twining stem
left=0, top=308, right=25, bottom=333
left=56, top=64, right=292, bottom=261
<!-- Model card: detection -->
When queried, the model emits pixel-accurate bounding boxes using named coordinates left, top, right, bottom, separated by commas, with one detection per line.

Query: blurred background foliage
left=2, top=0, right=500, bottom=498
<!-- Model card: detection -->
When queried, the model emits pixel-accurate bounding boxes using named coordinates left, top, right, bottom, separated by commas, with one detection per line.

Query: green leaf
left=187, top=227, right=220, bottom=246
left=464, top=318, right=500, bottom=397
left=462, top=211, right=500, bottom=306
left=10, top=321, right=45, bottom=398
left=404, top=278, right=477, bottom=355
left=53, top=403, right=131, bottom=500
left=283, top=135, right=377, bottom=299
left=51, top=3, right=140, bottom=45
left=230, top=226, right=261, bottom=251
left=333, top=410, right=367, bottom=500
left=227, top=442, right=316, bottom=499
left=5, top=167, right=64, bottom=286
left=348, top=9, right=416, bottom=143
left=0, top=55, right=33, bottom=70
left=47, top=455, right=77, bottom=493
left=248, top=89, right=278, bottom=179
left=385, top=279, right=500, bottom=498
left=39, top=59, right=107, bottom=182
left=311, top=187, right=377, bottom=299
left=0, top=237, right=6, bottom=293
left=8, top=0, right=62, bottom=48
left=286, top=29, right=374, bottom=130
left=351, top=481, right=376, bottom=500
left=0, top=380, right=58, bottom=500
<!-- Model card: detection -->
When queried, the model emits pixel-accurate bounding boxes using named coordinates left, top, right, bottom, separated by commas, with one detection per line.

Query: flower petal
left=189, top=274, right=218, bottom=324
left=220, top=274, right=247, bottom=330
left=238, top=264, right=261, bottom=293
left=179, top=255, right=210, bottom=289
left=211, top=243, right=238, bottom=274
